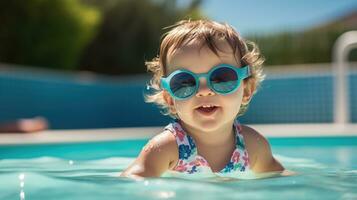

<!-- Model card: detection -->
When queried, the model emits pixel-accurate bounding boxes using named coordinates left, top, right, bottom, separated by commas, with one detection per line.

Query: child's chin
left=193, top=119, right=222, bottom=131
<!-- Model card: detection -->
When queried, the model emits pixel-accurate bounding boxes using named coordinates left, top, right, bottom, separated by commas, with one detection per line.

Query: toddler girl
left=121, top=19, right=284, bottom=178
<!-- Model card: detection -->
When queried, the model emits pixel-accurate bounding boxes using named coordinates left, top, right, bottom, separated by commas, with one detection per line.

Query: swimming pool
left=1, top=134, right=356, bottom=200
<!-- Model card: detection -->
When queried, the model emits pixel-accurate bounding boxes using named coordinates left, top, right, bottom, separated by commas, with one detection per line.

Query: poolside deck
left=1, top=123, right=357, bottom=145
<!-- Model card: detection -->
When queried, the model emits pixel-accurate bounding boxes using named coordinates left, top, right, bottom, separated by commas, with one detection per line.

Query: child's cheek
left=224, top=89, right=244, bottom=111
left=174, top=100, right=194, bottom=117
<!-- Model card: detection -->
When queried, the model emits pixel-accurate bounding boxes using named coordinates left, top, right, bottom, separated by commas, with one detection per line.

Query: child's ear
left=242, top=80, right=255, bottom=105
left=163, top=90, right=177, bottom=114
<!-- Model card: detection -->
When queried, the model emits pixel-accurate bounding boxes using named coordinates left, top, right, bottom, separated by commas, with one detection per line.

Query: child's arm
left=241, top=125, right=284, bottom=173
left=120, top=131, right=178, bottom=178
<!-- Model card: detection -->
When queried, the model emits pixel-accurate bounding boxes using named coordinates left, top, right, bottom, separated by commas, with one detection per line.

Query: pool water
left=0, top=137, right=356, bottom=200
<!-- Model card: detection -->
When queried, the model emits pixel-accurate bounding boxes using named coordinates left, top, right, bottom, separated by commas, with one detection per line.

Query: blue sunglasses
left=161, top=64, right=251, bottom=100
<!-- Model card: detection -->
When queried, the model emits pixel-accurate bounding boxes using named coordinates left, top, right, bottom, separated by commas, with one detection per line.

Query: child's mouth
left=196, top=106, right=219, bottom=116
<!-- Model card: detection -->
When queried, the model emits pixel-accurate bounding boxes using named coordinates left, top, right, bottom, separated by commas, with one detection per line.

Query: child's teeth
left=202, top=105, right=213, bottom=108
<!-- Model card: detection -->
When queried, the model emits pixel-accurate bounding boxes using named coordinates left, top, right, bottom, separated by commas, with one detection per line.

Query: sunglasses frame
left=161, top=64, right=251, bottom=100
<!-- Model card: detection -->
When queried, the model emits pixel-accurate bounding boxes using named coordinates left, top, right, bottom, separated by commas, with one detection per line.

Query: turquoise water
left=1, top=137, right=357, bottom=200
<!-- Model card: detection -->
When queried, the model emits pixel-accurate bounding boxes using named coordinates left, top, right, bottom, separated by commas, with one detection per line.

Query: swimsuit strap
left=233, top=119, right=246, bottom=150
left=164, top=122, right=196, bottom=160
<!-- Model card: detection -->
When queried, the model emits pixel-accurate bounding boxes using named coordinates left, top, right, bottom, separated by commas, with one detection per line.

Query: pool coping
left=0, top=123, right=357, bottom=145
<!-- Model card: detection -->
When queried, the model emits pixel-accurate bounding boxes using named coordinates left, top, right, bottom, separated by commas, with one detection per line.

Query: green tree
left=79, top=0, right=203, bottom=75
left=0, top=0, right=101, bottom=70
left=250, top=12, right=357, bottom=65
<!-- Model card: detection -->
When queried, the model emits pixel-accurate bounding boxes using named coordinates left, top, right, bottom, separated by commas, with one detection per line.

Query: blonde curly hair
left=145, top=19, right=265, bottom=118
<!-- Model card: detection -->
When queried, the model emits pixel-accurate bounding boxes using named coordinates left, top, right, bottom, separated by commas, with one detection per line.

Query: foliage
left=249, top=14, right=357, bottom=66
left=1, top=0, right=355, bottom=73
left=79, top=0, right=204, bottom=75
left=0, top=0, right=101, bottom=70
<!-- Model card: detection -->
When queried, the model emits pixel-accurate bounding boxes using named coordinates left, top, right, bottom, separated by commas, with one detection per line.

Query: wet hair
left=145, top=19, right=265, bottom=118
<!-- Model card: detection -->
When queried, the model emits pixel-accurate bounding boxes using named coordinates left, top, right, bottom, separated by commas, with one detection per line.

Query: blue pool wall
left=0, top=68, right=356, bottom=129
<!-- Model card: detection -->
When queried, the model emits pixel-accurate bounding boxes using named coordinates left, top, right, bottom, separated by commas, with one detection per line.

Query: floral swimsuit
left=163, top=119, right=251, bottom=178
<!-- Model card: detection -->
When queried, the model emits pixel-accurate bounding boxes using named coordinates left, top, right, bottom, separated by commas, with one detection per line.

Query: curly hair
left=145, top=19, right=265, bottom=118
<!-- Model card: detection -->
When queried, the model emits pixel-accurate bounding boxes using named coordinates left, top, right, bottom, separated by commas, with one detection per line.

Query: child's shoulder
left=141, top=130, right=179, bottom=167
left=120, top=130, right=179, bottom=177
left=239, top=125, right=282, bottom=173
left=240, top=125, right=270, bottom=148
left=144, top=129, right=178, bottom=155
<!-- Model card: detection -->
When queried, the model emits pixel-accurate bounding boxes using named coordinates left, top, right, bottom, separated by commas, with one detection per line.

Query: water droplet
left=18, top=173, right=25, bottom=181
left=144, top=180, right=149, bottom=186
left=20, top=190, right=25, bottom=200
left=156, top=191, right=176, bottom=198
left=20, top=182, right=24, bottom=188
left=69, top=160, right=74, bottom=165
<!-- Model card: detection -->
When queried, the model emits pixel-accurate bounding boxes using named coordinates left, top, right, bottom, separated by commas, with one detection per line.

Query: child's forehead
left=166, top=41, right=241, bottom=73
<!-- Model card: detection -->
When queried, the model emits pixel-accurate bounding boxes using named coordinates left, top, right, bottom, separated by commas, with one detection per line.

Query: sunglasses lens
left=210, top=67, right=239, bottom=93
left=170, top=72, right=196, bottom=99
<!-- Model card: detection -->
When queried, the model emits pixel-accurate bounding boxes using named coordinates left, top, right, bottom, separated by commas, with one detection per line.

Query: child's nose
left=195, top=78, right=215, bottom=97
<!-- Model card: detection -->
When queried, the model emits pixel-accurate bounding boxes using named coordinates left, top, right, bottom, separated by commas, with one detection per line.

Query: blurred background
left=0, top=0, right=356, bottom=130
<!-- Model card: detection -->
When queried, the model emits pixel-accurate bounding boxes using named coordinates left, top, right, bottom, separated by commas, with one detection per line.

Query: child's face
left=164, top=40, right=251, bottom=132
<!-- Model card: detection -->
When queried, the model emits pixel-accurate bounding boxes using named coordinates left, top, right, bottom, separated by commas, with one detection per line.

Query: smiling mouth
left=195, top=105, right=219, bottom=116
